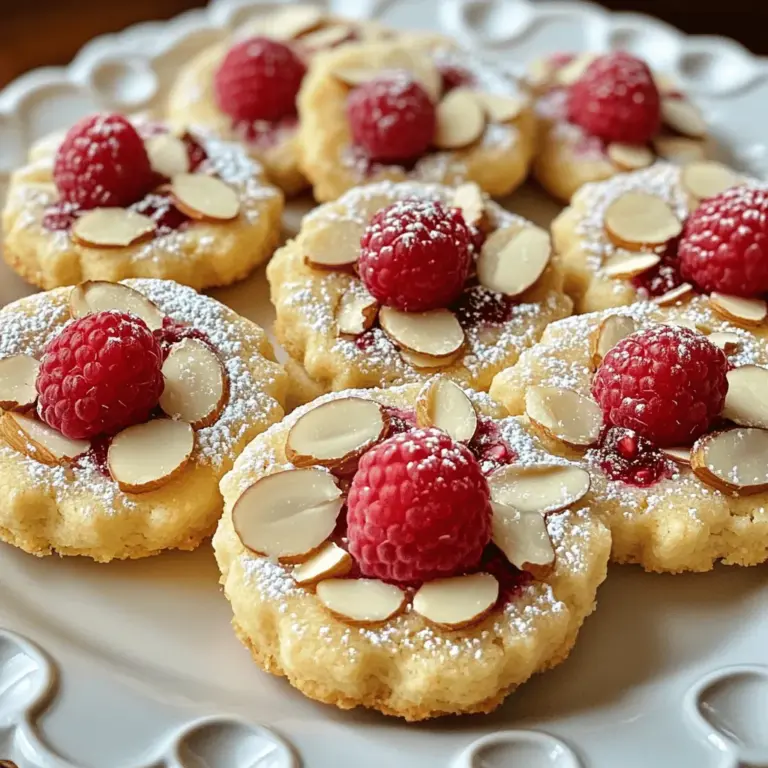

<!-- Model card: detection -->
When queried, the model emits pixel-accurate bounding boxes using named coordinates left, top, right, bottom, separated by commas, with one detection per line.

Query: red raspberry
left=346, top=428, right=492, bottom=584
left=358, top=199, right=473, bottom=311
left=678, top=185, right=768, bottom=297
left=567, top=52, right=661, bottom=144
left=346, top=74, right=436, bottom=163
left=36, top=311, right=164, bottom=440
left=591, top=325, right=728, bottom=447
left=214, top=37, right=306, bottom=123
left=53, top=114, right=154, bottom=209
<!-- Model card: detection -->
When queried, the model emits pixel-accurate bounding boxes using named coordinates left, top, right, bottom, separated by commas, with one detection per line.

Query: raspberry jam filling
left=454, top=286, right=516, bottom=328
left=593, top=426, right=674, bottom=488
left=632, top=238, right=685, bottom=299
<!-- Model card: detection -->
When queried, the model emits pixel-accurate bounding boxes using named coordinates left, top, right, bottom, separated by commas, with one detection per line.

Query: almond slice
left=682, top=162, right=741, bottom=201
left=315, top=578, right=406, bottom=625
left=399, top=347, right=462, bottom=370
left=415, top=378, right=477, bottom=442
left=652, top=282, right=694, bottom=306
left=555, top=53, right=596, bottom=86
left=286, top=397, right=387, bottom=474
left=232, top=468, right=342, bottom=560
left=661, top=97, right=707, bottom=138
left=170, top=174, right=240, bottom=222
left=336, top=286, right=378, bottom=335
left=604, top=192, right=682, bottom=250
left=303, top=218, right=364, bottom=269
left=0, top=356, right=40, bottom=411
left=297, top=24, right=351, bottom=50
left=488, top=463, right=590, bottom=515
left=653, top=136, right=706, bottom=163
left=491, top=501, right=555, bottom=577
left=451, top=182, right=486, bottom=227
left=159, top=338, right=228, bottom=429
left=525, top=386, right=602, bottom=448
left=72, top=208, right=157, bottom=248
left=434, top=89, right=486, bottom=150
left=667, top=318, right=701, bottom=332
left=707, top=331, right=742, bottom=354
left=412, top=572, right=498, bottom=629
left=332, top=67, right=378, bottom=87
left=69, top=281, right=165, bottom=331
left=590, top=314, right=637, bottom=367
left=145, top=133, right=189, bottom=178
left=250, top=5, right=325, bottom=40
left=691, top=427, right=768, bottom=495
left=722, top=366, right=768, bottom=428
left=107, top=419, right=194, bottom=493
left=710, top=293, right=767, bottom=327
left=477, top=226, right=551, bottom=297
left=661, top=446, right=692, bottom=466
left=379, top=307, right=464, bottom=357
left=473, top=92, right=524, bottom=123
left=607, top=143, right=655, bottom=171
left=293, top=542, right=352, bottom=586
left=0, top=411, right=89, bottom=465
left=602, top=251, right=660, bottom=279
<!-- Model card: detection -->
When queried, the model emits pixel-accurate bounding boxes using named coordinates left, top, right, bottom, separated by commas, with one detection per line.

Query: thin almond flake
left=0, top=355, right=40, bottom=411
left=333, top=67, right=378, bottom=87
left=451, top=183, right=486, bottom=227
left=661, top=446, right=692, bottom=466
left=171, top=174, right=240, bottom=221
left=247, top=5, right=325, bottom=40
left=0, top=411, right=89, bottom=466
left=412, top=573, right=499, bottom=629
left=653, top=136, right=706, bottom=163
left=590, top=314, right=636, bottom=367
left=691, top=427, right=768, bottom=495
left=682, top=161, right=741, bottom=201
left=604, top=192, right=682, bottom=250
left=434, top=89, right=486, bottom=150
left=145, top=133, right=190, bottom=178
left=415, top=377, right=477, bottom=442
left=652, top=283, right=694, bottom=306
left=72, top=208, right=156, bottom=248
left=379, top=307, right=464, bottom=357
left=525, top=386, right=602, bottom=448
left=722, top=365, right=768, bottom=429
left=297, top=24, right=352, bottom=50
left=303, top=219, right=364, bottom=268
left=477, top=226, right=551, bottom=297
left=316, top=578, right=406, bottom=624
left=399, top=347, right=462, bottom=370
left=602, top=251, right=660, bottom=279
left=661, top=98, right=707, bottom=138
left=293, top=542, right=352, bottom=586
left=491, top=501, right=555, bottom=577
left=473, top=92, right=524, bottom=123
left=69, top=281, right=165, bottom=331
left=555, top=54, right=597, bottom=86
left=607, top=143, right=655, bottom=171
left=489, top=463, right=590, bottom=515
left=336, top=286, right=378, bottom=335
left=707, top=331, right=741, bottom=354
left=709, top=293, right=767, bottom=327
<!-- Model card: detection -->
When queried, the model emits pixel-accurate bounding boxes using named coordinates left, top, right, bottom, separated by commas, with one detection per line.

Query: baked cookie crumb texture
left=214, top=381, right=610, bottom=719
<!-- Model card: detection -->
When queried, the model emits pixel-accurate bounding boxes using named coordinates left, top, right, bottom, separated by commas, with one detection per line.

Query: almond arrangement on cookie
left=0, top=279, right=286, bottom=561
left=214, top=379, right=610, bottom=719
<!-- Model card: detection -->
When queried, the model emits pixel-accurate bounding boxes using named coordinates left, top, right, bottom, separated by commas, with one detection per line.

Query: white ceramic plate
left=0, top=2, right=767, bottom=766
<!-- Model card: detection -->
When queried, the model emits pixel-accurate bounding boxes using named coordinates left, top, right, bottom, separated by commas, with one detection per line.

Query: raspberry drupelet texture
left=678, top=185, right=768, bottom=297
left=566, top=52, right=661, bottom=144
left=346, top=428, right=492, bottom=584
left=591, top=325, right=729, bottom=447
left=214, top=37, right=306, bottom=123
left=346, top=74, right=436, bottom=164
left=358, top=199, right=473, bottom=312
left=53, top=114, right=154, bottom=210
left=36, top=311, right=165, bottom=440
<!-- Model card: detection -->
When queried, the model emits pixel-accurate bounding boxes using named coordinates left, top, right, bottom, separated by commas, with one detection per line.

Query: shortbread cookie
left=528, top=51, right=715, bottom=202
left=266, top=180, right=572, bottom=401
left=0, top=279, right=287, bottom=561
left=490, top=299, right=768, bottom=573
left=552, top=164, right=756, bottom=313
left=298, top=36, right=536, bottom=202
left=2, top=113, right=283, bottom=291
left=214, top=380, right=611, bottom=719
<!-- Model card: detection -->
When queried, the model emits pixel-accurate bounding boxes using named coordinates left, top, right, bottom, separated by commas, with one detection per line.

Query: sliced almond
left=525, top=386, right=602, bottom=448
left=297, top=24, right=352, bottom=50
left=477, top=226, right=551, bottom=297
left=526, top=58, right=556, bottom=90
left=293, top=542, right=352, bottom=586
left=159, top=338, right=228, bottom=429
left=654, top=73, right=681, bottom=95
left=336, top=286, right=378, bottom=335
left=0, top=356, right=40, bottom=411
left=451, top=182, right=486, bottom=227
left=707, top=331, right=742, bottom=354
left=0, top=411, right=88, bottom=465
left=691, top=427, right=768, bottom=495
left=286, top=397, right=387, bottom=474
left=682, top=162, right=741, bottom=201
left=107, top=419, right=194, bottom=493
left=473, top=92, right=524, bottom=123
left=332, top=67, right=378, bottom=87
left=415, top=377, right=477, bottom=442
left=710, top=293, right=767, bottom=327
left=653, top=136, right=706, bottom=163
left=412, top=572, right=499, bottom=629
left=434, top=89, right=486, bottom=150
left=145, top=133, right=189, bottom=178
left=232, top=468, right=342, bottom=560
left=661, top=446, right=692, bottom=466
left=315, top=578, right=406, bottom=625
left=667, top=318, right=701, bottom=332
left=555, top=53, right=596, bottom=86
left=604, top=192, right=682, bottom=250
left=379, top=307, right=464, bottom=357
left=722, top=366, right=768, bottom=428
left=170, top=174, right=240, bottom=222
left=590, top=314, right=637, bottom=367
left=399, top=347, right=462, bottom=370
left=72, top=208, right=156, bottom=248
left=69, top=281, right=165, bottom=331
left=661, top=98, right=707, bottom=138
left=602, top=251, right=660, bottom=279
left=491, top=501, right=555, bottom=577
left=652, top=282, right=694, bottom=306
left=607, top=143, right=655, bottom=171
left=488, top=463, right=590, bottom=515
left=249, top=5, right=325, bottom=40
left=303, top=218, right=363, bottom=269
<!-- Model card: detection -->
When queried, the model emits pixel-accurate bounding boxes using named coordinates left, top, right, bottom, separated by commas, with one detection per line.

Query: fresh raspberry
left=358, top=199, right=473, bottom=311
left=567, top=52, right=661, bottom=144
left=591, top=325, right=728, bottom=447
left=36, top=311, right=164, bottom=440
left=678, top=185, right=768, bottom=297
left=53, top=114, right=154, bottom=209
left=214, top=37, right=306, bottom=123
left=346, top=428, right=492, bottom=584
left=346, top=74, right=436, bottom=163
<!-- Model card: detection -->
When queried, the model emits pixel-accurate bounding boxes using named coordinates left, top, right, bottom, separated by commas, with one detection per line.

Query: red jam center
left=454, top=286, right=516, bottom=328
left=632, top=237, right=686, bottom=299
left=595, top=426, right=675, bottom=488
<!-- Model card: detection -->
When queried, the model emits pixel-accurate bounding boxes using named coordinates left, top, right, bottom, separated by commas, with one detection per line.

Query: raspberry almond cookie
left=2, top=113, right=283, bottom=291
left=528, top=51, right=716, bottom=202
left=298, top=36, right=536, bottom=201
left=167, top=5, right=393, bottom=195
left=490, top=299, right=768, bottom=573
left=267, top=180, right=572, bottom=403
left=214, top=379, right=610, bottom=719
left=0, top=279, right=287, bottom=561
